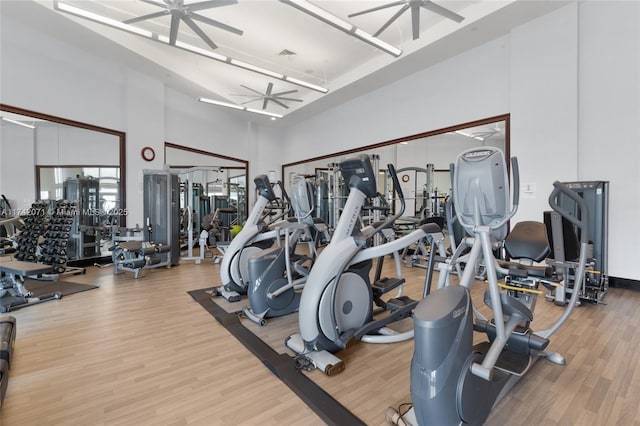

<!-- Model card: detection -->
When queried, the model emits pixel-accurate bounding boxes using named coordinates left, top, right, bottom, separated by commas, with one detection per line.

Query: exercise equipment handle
left=369, top=164, right=405, bottom=236
left=548, top=181, right=589, bottom=244
left=277, top=181, right=294, bottom=217
left=388, top=163, right=406, bottom=219
left=510, top=157, right=520, bottom=211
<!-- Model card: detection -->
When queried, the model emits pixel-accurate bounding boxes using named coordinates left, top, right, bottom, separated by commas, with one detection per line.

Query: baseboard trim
left=609, top=276, right=640, bottom=291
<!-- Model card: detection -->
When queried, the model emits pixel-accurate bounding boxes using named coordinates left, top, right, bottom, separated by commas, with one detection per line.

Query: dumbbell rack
left=38, top=201, right=77, bottom=274
left=14, top=202, right=48, bottom=262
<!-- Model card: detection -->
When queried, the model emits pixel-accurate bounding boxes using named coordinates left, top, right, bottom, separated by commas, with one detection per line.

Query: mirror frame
left=163, top=141, right=249, bottom=221
left=0, top=103, right=127, bottom=226
left=281, top=114, right=510, bottom=180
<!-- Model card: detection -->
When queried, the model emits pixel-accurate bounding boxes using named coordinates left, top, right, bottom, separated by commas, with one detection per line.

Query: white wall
left=0, top=17, right=257, bottom=226
left=279, top=35, right=511, bottom=163
left=275, top=2, right=639, bottom=281
left=509, top=2, right=579, bottom=222
left=577, top=1, right=640, bottom=281
left=1, top=2, right=638, bottom=280
left=0, top=125, right=35, bottom=210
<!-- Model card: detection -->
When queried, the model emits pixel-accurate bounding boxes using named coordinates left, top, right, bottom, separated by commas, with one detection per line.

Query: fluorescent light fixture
left=353, top=28, right=402, bottom=57
left=53, top=1, right=329, bottom=93
left=280, top=0, right=402, bottom=58
left=245, top=108, right=284, bottom=119
left=175, top=41, right=228, bottom=62
left=1, top=117, right=35, bottom=129
left=199, top=97, right=244, bottom=110
left=54, top=2, right=153, bottom=38
left=284, top=0, right=352, bottom=31
left=199, top=97, right=284, bottom=119
left=229, top=59, right=284, bottom=79
left=284, top=76, right=329, bottom=93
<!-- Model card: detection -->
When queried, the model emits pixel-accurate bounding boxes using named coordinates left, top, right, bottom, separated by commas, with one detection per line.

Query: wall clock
left=141, top=146, right=155, bottom=162
left=401, top=174, right=410, bottom=182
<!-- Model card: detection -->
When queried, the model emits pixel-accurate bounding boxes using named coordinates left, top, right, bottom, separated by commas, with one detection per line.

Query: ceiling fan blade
left=410, top=4, right=420, bottom=40
left=421, top=1, right=464, bottom=23
left=240, top=85, right=266, bottom=96
left=348, top=0, right=407, bottom=18
left=123, top=10, right=170, bottom=24
left=169, top=13, right=181, bottom=44
left=271, top=89, right=299, bottom=97
left=182, top=16, right=218, bottom=49
left=262, top=98, right=269, bottom=110
left=373, top=4, right=410, bottom=37
left=274, top=97, right=303, bottom=103
left=229, top=93, right=262, bottom=98
left=241, top=99, right=261, bottom=105
left=190, top=13, right=243, bottom=35
left=270, top=99, right=290, bottom=109
left=187, top=0, right=237, bottom=12
left=265, top=82, right=274, bottom=96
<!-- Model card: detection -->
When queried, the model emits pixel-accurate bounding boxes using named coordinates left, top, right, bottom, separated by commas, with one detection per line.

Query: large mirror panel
left=164, top=142, right=249, bottom=254
left=0, top=104, right=126, bottom=261
left=282, top=115, right=509, bottom=230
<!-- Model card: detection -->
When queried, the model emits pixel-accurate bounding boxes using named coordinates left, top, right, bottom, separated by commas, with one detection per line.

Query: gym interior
left=1, top=1, right=639, bottom=425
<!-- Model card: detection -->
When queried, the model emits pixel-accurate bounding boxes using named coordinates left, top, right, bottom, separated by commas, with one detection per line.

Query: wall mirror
left=164, top=142, right=249, bottom=233
left=1, top=104, right=126, bottom=261
left=282, top=114, right=509, bottom=229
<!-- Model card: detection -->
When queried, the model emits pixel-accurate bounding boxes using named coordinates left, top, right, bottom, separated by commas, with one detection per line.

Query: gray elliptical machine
left=215, top=175, right=290, bottom=302
left=386, top=147, right=589, bottom=425
left=286, top=154, right=447, bottom=375
left=241, top=175, right=328, bottom=326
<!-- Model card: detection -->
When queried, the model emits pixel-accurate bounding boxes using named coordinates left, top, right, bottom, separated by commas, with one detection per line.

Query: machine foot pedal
left=386, top=296, right=417, bottom=312
left=372, top=277, right=405, bottom=296
left=474, top=342, right=532, bottom=376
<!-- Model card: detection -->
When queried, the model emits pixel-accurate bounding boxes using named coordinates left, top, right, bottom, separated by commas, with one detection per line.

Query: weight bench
left=111, top=241, right=172, bottom=278
left=0, top=315, right=16, bottom=407
left=0, top=260, right=62, bottom=313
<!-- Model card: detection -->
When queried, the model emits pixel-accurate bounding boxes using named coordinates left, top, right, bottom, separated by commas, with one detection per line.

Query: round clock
left=401, top=174, right=410, bottom=183
left=141, top=146, right=155, bottom=162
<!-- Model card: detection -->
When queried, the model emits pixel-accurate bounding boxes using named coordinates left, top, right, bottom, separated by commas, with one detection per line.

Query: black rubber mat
left=188, top=287, right=366, bottom=426
left=1, top=280, right=98, bottom=311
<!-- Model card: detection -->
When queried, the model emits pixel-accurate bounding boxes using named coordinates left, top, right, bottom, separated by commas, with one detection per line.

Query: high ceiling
left=2, top=0, right=569, bottom=125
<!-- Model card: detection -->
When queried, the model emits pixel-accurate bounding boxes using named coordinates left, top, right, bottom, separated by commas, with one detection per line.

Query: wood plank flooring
left=1, top=255, right=639, bottom=425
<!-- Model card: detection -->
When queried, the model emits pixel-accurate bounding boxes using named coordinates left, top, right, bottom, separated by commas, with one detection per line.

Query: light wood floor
left=1, top=254, right=639, bottom=426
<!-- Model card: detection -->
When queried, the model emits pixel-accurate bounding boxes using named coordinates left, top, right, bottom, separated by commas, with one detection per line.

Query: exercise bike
left=286, top=154, right=446, bottom=375
left=215, top=175, right=290, bottom=302
left=241, top=175, right=328, bottom=326
left=386, top=147, right=589, bottom=426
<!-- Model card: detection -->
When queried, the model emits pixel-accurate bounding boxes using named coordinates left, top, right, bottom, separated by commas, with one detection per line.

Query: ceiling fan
left=348, top=0, right=464, bottom=41
left=123, top=0, right=243, bottom=50
left=232, top=83, right=303, bottom=110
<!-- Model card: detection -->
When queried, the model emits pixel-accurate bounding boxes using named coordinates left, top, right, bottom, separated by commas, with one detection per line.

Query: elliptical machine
left=286, top=154, right=446, bottom=375
left=386, top=147, right=589, bottom=425
left=215, top=175, right=290, bottom=302
left=241, top=175, right=328, bottom=326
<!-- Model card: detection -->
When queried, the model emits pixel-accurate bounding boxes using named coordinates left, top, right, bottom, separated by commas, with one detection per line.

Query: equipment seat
left=498, top=221, right=552, bottom=278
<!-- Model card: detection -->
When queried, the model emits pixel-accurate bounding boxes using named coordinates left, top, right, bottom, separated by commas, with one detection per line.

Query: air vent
left=279, top=49, right=297, bottom=56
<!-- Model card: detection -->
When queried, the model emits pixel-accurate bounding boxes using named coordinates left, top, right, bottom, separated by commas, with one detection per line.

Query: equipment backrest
left=254, top=174, right=277, bottom=202
left=339, top=154, right=377, bottom=198
left=504, top=221, right=550, bottom=263
left=543, top=210, right=581, bottom=262
left=453, top=147, right=511, bottom=239
left=290, top=175, right=315, bottom=225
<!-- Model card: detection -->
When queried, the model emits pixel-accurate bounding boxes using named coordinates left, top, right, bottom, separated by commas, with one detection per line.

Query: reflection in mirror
left=282, top=115, right=508, bottom=231
left=37, top=166, right=121, bottom=224
left=0, top=104, right=126, bottom=262
left=164, top=142, right=249, bottom=255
